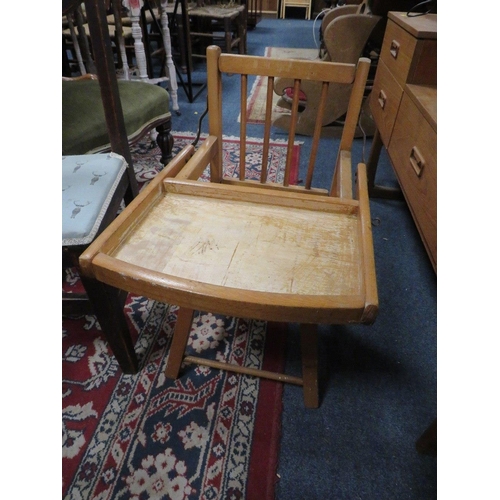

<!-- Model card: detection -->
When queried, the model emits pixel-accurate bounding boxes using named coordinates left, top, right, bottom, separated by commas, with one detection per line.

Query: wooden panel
left=407, top=39, right=437, bottom=86
left=405, top=84, right=437, bottom=132
left=388, top=92, right=437, bottom=270
left=261, top=0, right=277, bottom=12
left=370, top=59, right=403, bottom=146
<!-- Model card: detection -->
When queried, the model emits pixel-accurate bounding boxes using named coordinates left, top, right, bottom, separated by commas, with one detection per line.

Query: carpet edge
left=246, top=322, right=287, bottom=500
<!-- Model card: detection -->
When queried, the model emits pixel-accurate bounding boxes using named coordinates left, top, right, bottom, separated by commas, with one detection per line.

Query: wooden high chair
left=80, top=45, right=378, bottom=408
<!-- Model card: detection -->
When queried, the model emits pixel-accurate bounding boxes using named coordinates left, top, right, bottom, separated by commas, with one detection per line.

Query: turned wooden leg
left=165, top=307, right=195, bottom=379
left=300, top=323, right=319, bottom=408
left=156, top=118, right=174, bottom=165
left=80, top=276, right=139, bottom=374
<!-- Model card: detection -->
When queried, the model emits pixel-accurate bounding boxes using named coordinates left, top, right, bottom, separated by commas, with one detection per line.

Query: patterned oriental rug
left=133, top=132, right=300, bottom=187
left=246, top=47, right=319, bottom=125
left=62, top=133, right=301, bottom=500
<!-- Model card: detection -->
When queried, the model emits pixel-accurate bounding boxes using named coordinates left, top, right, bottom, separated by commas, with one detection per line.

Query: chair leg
left=156, top=118, right=174, bottom=165
left=223, top=18, right=232, bottom=53
left=164, top=307, right=195, bottom=379
left=80, top=275, right=139, bottom=374
left=300, top=323, right=319, bottom=408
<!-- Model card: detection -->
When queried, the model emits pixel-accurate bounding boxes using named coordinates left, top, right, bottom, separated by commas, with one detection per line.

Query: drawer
left=370, top=59, right=403, bottom=145
left=381, top=18, right=437, bottom=87
left=388, top=92, right=437, bottom=268
left=380, top=19, right=418, bottom=87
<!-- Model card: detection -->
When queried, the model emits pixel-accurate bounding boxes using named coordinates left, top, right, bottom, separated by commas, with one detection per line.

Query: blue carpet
left=164, top=16, right=437, bottom=499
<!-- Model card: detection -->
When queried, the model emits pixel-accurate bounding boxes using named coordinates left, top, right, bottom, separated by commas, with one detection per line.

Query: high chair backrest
left=205, top=45, right=371, bottom=198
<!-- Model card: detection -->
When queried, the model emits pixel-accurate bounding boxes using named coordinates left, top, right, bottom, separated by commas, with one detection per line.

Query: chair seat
left=188, top=4, right=246, bottom=20
left=62, top=79, right=171, bottom=155
left=89, top=178, right=373, bottom=324
left=62, top=153, right=127, bottom=246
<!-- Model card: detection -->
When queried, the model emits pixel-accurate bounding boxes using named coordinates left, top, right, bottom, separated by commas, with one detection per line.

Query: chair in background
left=63, top=0, right=179, bottom=113
left=318, top=0, right=365, bottom=59
left=280, top=0, right=313, bottom=20
left=79, top=45, right=378, bottom=407
left=63, top=3, right=97, bottom=75
left=63, top=153, right=131, bottom=315
left=273, top=0, right=380, bottom=136
left=62, top=0, right=175, bottom=374
left=62, top=74, right=174, bottom=167
left=187, top=1, right=247, bottom=61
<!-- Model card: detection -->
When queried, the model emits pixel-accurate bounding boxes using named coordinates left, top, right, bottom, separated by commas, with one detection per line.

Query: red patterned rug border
left=247, top=322, right=286, bottom=500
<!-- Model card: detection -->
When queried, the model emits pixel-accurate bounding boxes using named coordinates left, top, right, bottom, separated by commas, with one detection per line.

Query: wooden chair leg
left=300, top=323, right=319, bottom=408
left=80, top=276, right=139, bottom=374
left=164, top=307, right=195, bottom=379
left=224, top=18, right=231, bottom=53
left=156, top=117, right=174, bottom=165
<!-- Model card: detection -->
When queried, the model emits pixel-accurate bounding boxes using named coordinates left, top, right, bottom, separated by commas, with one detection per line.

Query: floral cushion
left=62, top=153, right=127, bottom=246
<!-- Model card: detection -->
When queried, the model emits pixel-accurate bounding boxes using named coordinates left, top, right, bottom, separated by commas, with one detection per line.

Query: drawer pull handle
left=390, top=40, right=400, bottom=59
left=378, top=90, right=387, bottom=110
left=409, top=146, right=425, bottom=177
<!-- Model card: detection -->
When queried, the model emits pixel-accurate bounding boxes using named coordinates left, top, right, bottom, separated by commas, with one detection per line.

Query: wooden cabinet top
left=388, top=12, right=437, bottom=39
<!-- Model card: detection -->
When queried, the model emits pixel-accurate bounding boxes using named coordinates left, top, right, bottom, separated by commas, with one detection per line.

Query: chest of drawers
left=368, top=12, right=437, bottom=271
left=371, top=12, right=436, bottom=144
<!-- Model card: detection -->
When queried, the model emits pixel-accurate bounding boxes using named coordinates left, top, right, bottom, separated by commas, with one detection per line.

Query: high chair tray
left=83, top=176, right=377, bottom=324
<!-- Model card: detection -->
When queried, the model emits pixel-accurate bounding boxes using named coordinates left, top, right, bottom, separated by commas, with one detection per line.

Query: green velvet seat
left=62, top=79, right=173, bottom=164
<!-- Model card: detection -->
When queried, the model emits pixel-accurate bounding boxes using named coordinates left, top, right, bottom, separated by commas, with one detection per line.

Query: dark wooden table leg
left=80, top=276, right=139, bottom=374
left=224, top=17, right=231, bottom=53
left=366, top=128, right=404, bottom=200
left=300, top=323, right=319, bottom=409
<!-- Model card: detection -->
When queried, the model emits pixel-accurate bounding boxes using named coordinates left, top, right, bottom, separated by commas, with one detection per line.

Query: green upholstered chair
left=62, top=76, right=174, bottom=165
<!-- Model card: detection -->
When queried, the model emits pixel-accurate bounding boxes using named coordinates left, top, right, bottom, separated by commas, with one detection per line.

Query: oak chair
left=79, top=45, right=378, bottom=407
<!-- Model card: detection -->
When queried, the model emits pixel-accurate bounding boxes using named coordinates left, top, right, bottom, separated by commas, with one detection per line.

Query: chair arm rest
left=355, top=162, right=378, bottom=323
left=175, top=136, right=219, bottom=181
